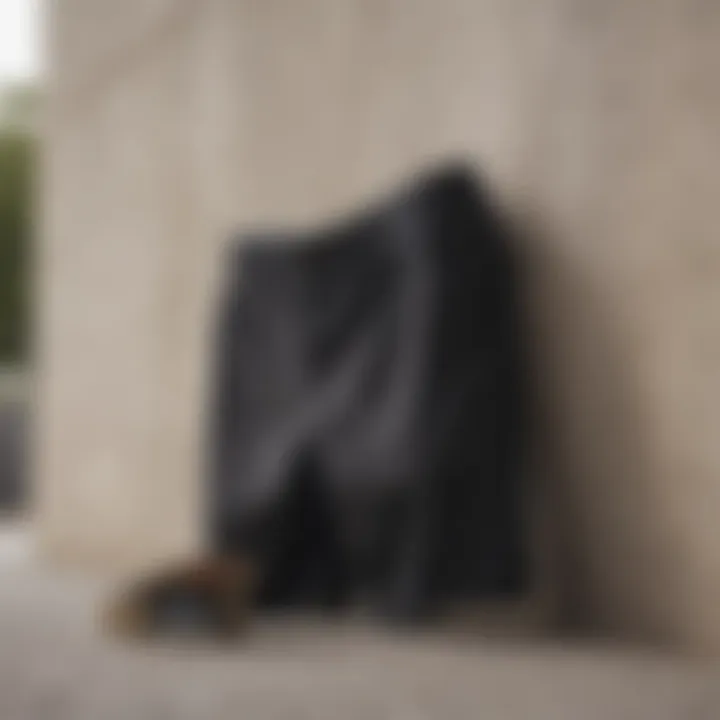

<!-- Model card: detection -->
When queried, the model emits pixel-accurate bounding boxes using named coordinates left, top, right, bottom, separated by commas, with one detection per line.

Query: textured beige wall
left=40, top=0, right=720, bottom=651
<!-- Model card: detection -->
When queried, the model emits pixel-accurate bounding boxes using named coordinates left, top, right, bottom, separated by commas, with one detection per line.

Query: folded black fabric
left=207, top=165, right=527, bottom=621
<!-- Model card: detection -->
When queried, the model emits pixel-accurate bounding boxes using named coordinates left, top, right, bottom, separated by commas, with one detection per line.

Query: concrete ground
left=0, top=523, right=718, bottom=720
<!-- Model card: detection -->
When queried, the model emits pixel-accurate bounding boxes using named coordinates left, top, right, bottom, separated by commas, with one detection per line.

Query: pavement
left=0, top=523, right=718, bottom=720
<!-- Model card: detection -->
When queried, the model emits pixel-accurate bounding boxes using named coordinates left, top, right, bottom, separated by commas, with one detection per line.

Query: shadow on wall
left=515, top=211, right=672, bottom=646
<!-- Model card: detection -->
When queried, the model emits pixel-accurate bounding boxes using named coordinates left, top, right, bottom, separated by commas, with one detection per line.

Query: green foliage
left=0, top=84, right=40, bottom=130
left=0, top=130, right=34, bottom=363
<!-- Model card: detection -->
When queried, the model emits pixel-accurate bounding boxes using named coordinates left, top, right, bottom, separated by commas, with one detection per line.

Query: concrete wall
left=41, top=0, right=720, bottom=651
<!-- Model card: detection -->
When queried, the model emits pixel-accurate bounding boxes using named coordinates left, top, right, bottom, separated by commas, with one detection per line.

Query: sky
left=0, top=0, right=40, bottom=84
